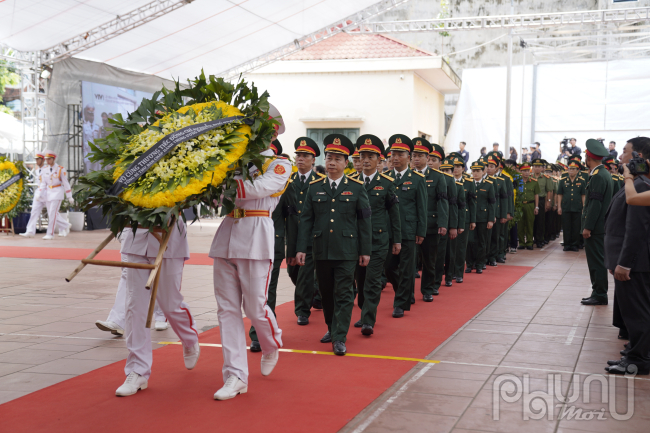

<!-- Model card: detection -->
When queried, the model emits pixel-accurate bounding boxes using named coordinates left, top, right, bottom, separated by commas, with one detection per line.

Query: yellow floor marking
left=158, top=342, right=440, bottom=364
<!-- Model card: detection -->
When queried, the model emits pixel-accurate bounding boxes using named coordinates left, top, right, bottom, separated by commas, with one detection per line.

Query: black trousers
left=467, top=222, right=489, bottom=269
left=561, top=211, right=581, bottom=248
left=385, top=239, right=416, bottom=311
left=315, top=259, right=357, bottom=343
left=419, top=232, right=439, bottom=296
left=613, top=288, right=628, bottom=338
left=356, top=249, right=388, bottom=327
left=545, top=207, right=554, bottom=241
left=534, top=200, right=546, bottom=245
left=616, top=272, right=650, bottom=366
left=509, top=223, right=518, bottom=248
left=585, top=233, right=607, bottom=300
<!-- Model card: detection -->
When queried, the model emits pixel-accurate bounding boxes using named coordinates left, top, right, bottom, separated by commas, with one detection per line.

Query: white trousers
left=124, top=255, right=198, bottom=379
left=25, top=198, right=46, bottom=235
left=106, top=256, right=166, bottom=330
left=213, top=258, right=282, bottom=384
left=45, top=200, right=70, bottom=236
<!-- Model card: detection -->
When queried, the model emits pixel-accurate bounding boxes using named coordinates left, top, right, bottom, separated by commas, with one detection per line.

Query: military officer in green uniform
left=543, top=163, right=557, bottom=243
left=603, top=156, right=621, bottom=195
left=556, top=160, right=585, bottom=252
left=532, top=158, right=552, bottom=248
left=466, top=161, right=495, bottom=272
left=383, top=135, right=427, bottom=317
left=458, top=161, right=477, bottom=280
left=411, top=140, right=448, bottom=300
left=517, top=163, right=540, bottom=250
left=486, top=155, right=507, bottom=266
left=350, top=148, right=362, bottom=177
left=296, top=134, right=372, bottom=355
left=249, top=140, right=298, bottom=352
left=580, top=139, right=613, bottom=306
left=493, top=154, right=514, bottom=263
left=290, top=137, right=326, bottom=325
left=351, top=135, right=401, bottom=335
left=443, top=155, right=466, bottom=285
left=434, top=152, right=458, bottom=288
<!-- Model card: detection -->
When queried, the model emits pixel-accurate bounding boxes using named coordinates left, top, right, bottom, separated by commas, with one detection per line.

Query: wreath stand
left=0, top=215, right=15, bottom=236
left=65, top=217, right=175, bottom=328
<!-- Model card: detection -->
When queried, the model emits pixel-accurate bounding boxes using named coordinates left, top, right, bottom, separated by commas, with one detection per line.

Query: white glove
left=68, top=197, right=74, bottom=205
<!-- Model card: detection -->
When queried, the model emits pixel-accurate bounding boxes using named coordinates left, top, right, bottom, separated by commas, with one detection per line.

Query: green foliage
left=503, top=165, right=523, bottom=228
left=0, top=60, right=20, bottom=114
left=74, top=70, right=278, bottom=234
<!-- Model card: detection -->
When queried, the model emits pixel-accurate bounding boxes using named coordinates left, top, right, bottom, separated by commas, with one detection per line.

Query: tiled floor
left=2, top=226, right=648, bottom=432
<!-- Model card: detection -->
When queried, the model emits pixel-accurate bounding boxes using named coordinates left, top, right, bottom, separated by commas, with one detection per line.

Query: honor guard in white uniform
left=40, top=150, right=73, bottom=240
left=209, top=147, right=291, bottom=400
left=19, top=151, right=47, bottom=238
left=115, top=220, right=200, bottom=397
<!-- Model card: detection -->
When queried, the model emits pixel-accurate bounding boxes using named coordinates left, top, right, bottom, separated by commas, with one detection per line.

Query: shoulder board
left=348, top=176, right=364, bottom=185
left=317, top=172, right=326, bottom=178
left=443, top=172, right=454, bottom=178
left=348, top=173, right=359, bottom=178
left=434, top=168, right=444, bottom=174
left=485, top=180, right=493, bottom=184
left=594, top=169, right=600, bottom=175
left=561, top=173, right=568, bottom=177
left=455, top=181, right=463, bottom=186
left=413, top=171, right=425, bottom=178
left=380, top=172, right=394, bottom=182
left=531, top=178, right=538, bottom=182
left=489, top=175, right=497, bottom=179
left=310, top=177, right=325, bottom=185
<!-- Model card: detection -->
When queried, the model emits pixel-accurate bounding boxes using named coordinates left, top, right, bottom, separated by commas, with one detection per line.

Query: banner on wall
left=81, top=81, right=153, bottom=173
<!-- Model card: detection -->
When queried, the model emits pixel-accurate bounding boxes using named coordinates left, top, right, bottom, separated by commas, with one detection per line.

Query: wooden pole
left=65, top=232, right=115, bottom=282
left=144, top=216, right=175, bottom=328
left=81, top=259, right=155, bottom=269
left=145, top=264, right=161, bottom=329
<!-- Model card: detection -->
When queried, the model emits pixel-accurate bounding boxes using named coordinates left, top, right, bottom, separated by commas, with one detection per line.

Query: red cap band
left=296, top=146, right=315, bottom=155
left=359, top=144, right=381, bottom=154
left=585, top=149, right=603, bottom=160
left=325, top=144, right=350, bottom=155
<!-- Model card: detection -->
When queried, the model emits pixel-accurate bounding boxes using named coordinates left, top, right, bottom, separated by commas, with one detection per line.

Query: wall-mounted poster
left=81, top=81, right=153, bottom=173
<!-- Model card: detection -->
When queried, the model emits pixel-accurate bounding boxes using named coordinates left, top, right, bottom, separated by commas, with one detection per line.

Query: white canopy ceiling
left=0, top=0, right=381, bottom=80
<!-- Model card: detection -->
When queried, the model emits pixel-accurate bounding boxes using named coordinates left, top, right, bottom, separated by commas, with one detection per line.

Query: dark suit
left=605, top=177, right=650, bottom=367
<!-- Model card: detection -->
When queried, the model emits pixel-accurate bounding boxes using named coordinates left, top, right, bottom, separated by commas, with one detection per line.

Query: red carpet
left=0, top=265, right=531, bottom=433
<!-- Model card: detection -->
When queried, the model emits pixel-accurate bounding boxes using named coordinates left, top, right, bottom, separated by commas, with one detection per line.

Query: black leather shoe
left=476, top=268, right=483, bottom=274
left=361, top=324, right=374, bottom=336
left=517, top=245, right=527, bottom=249
left=311, top=298, right=323, bottom=310
left=569, top=247, right=579, bottom=252
left=432, top=288, right=439, bottom=295
left=354, top=320, right=362, bottom=328
left=607, top=357, right=626, bottom=366
left=581, top=297, right=608, bottom=306
left=410, top=296, right=415, bottom=304
left=297, top=315, right=309, bottom=326
left=496, top=258, right=506, bottom=263
left=618, top=333, right=629, bottom=340
left=423, top=294, right=433, bottom=302
left=332, top=341, right=346, bottom=356
left=382, top=281, right=387, bottom=289
left=526, top=246, right=533, bottom=250
left=392, top=307, right=404, bottom=318
left=320, top=331, right=332, bottom=343
left=445, top=280, right=453, bottom=287
left=455, top=277, right=463, bottom=283
left=465, top=267, right=472, bottom=273
left=560, top=242, right=564, bottom=246
left=488, top=262, right=497, bottom=267
left=581, top=296, right=591, bottom=300
left=578, top=245, right=584, bottom=249
left=563, top=247, right=571, bottom=251
left=482, top=265, right=487, bottom=270
left=536, top=243, right=543, bottom=248
left=606, top=361, right=649, bottom=375
left=250, top=341, right=261, bottom=352
left=415, top=272, right=420, bottom=278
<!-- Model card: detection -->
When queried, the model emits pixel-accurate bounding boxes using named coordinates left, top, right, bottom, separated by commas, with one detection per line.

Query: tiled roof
left=283, top=32, right=433, bottom=61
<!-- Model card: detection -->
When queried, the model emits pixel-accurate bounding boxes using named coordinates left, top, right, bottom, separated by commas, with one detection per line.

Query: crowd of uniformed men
left=262, top=134, right=624, bottom=356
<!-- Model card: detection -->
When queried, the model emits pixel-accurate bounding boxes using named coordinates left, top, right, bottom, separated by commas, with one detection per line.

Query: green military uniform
left=543, top=165, right=557, bottom=243
left=498, top=170, right=514, bottom=261
left=486, top=158, right=507, bottom=265
left=250, top=140, right=297, bottom=344
left=532, top=159, right=552, bottom=247
left=289, top=137, right=326, bottom=323
left=581, top=139, right=614, bottom=304
left=556, top=164, right=585, bottom=251
left=517, top=165, right=540, bottom=248
left=456, top=171, right=476, bottom=279
left=353, top=135, right=401, bottom=331
left=296, top=134, right=372, bottom=351
left=466, top=161, right=496, bottom=271
left=383, top=135, right=427, bottom=316
left=415, top=141, right=448, bottom=299
left=444, top=156, right=466, bottom=284
left=435, top=161, right=458, bottom=288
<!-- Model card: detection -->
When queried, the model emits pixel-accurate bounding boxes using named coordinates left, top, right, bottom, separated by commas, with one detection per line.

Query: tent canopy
left=1, top=0, right=381, bottom=80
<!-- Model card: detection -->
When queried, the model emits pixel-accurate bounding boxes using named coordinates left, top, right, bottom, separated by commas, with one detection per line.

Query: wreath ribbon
left=0, top=172, right=23, bottom=193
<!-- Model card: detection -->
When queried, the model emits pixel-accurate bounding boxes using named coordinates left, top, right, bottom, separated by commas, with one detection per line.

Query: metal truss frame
left=219, top=0, right=412, bottom=80
left=41, top=0, right=194, bottom=65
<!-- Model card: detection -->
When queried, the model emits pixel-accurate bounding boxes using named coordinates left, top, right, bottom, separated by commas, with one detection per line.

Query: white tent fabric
left=0, top=111, right=23, bottom=155
left=445, top=59, right=650, bottom=162
left=1, top=0, right=380, bottom=81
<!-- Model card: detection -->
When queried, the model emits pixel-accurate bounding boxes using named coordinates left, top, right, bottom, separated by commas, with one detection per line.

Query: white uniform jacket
left=209, top=151, right=292, bottom=261
left=33, top=166, right=47, bottom=203
left=119, top=219, right=190, bottom=260
left=40, top=163, right=72, bottom=202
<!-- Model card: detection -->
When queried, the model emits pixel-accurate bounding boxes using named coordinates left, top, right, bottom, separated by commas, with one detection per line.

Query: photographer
left=563, top=138, right=581, bottom=159
left=604, top=136, right=650, bottom=375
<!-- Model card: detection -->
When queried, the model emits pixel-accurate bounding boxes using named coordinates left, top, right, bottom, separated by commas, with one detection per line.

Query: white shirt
left=40, top=163, right=72, bottom=201
left=33, top=165, right=47, bottom=202
left=395, top=167, right=409, bottom=179
left=297, top=169, right=312, bottom=183
left=363, top=171, right=377, bottom=184
left=454, top=176, right=463, bottom=183
left=329, top=174, right=344, bottom=190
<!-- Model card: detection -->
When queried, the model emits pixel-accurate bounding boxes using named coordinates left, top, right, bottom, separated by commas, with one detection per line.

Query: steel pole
left=505, top=0, right=514, bottom=151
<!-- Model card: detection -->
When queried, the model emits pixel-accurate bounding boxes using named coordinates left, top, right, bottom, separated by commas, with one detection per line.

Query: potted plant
left=62, top=200, right=85, bottom=231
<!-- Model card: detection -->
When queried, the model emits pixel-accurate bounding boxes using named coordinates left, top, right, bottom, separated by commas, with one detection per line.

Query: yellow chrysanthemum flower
left=0, top=161, right=24, bottom=215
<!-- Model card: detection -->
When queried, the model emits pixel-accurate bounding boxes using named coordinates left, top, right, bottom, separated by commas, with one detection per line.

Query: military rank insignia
left=404, top=181, right=412, bottom=185
left=373, top=186, right=384, bottom=190
left=342, top=191, right=353, bottom=195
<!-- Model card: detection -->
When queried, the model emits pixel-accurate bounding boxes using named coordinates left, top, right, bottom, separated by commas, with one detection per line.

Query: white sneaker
left=261, top=349, right=279, bottom=376
left=183, top=342, right=200, bottom=370
left=214, top=375, right=247, bottom=400
left=95, top=320, right=124, bottom=336
left=19, top=233, right=34, bottom=238
left=42, top=234, right=54, bottom=240
left=154, top=321, right=170, bottom=331
left=58, top=228, right=69, bottom=237
left=115, top=372, right=147, bottom=397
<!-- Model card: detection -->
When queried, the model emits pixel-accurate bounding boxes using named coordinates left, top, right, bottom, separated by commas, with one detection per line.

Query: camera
left=619, top=151, right=650, bottom=176
left=560, top=137, right=570, bottom=153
